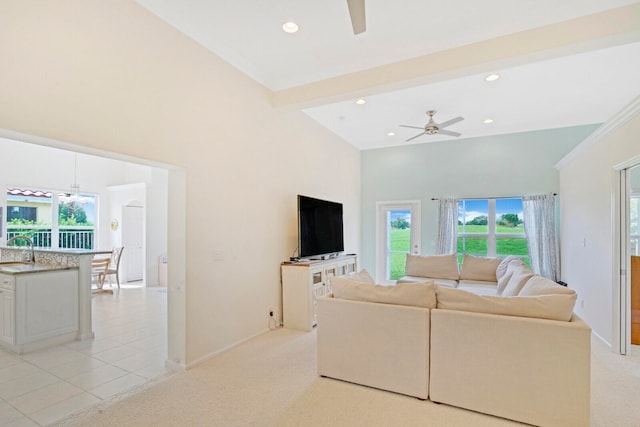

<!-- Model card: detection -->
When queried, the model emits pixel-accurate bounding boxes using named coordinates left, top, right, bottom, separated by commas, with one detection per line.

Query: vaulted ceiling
left=135, top=0, right=640, bottom=150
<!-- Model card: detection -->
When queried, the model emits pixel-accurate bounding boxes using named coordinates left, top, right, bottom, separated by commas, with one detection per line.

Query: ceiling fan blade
left=347, top=0, right=366, bottom=34
left=438, top=116, right=464, bottom=129
left=438, top=129, right=461, bottom=137
left=406, top=132, right=427, bottom=142
left=399, top=125, right=424, bottom=130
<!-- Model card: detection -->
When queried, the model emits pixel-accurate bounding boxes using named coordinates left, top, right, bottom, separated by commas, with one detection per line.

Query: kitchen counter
left=0, top=247, right=112, bottom=344
left=0, top=261, right=77, bottom=275
left=0, top=266, right=80, bottom=353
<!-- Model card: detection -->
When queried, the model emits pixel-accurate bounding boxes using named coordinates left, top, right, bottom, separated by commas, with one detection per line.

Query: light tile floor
left=0, top=283, right=170, bottom=426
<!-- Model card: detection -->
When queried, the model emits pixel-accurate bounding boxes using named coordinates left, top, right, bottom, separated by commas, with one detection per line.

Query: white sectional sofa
left=316, top=255, right=591, bottom=427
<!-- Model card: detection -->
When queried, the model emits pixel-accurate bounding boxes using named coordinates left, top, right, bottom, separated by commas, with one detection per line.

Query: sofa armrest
left=430, top=309, right=590, bottom=427
left=317, top=295, right=430, bottom=399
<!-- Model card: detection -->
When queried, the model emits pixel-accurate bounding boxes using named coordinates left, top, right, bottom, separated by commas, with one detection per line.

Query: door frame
left=375, top=200, right=421, bottom=285
left=614, top=156, right=640, bottom=355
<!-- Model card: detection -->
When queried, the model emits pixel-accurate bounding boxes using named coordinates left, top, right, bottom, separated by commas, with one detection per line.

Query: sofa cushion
left=459, top=254, right=501, bottom=282
left=496, top=258, right=525, bottom=294
left=500, top=264, right=534, bottom=296
left=519, top=275, right=576, bottom=296
left=397, top=276, right=458, bottom=288
left=332, top=277, right=437, bottom=308
left=456, top=281, right=499, bottom=296
left=496, top=255, right=519, bottom=282
left=436, top=286, right=577, bottom=321
left=404, top=253, right=459, bottom=280
left=342, top=268, right=375, bottom=284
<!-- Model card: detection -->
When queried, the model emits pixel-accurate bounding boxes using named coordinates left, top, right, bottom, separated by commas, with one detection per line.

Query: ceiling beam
left=272, top=3, right=640, bottom=110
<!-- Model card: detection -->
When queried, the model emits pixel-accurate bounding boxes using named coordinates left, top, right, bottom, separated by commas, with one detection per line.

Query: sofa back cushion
left=459, top=254, right=501, bottom=282
left=500, top=264, right=535, bottom=296
left=436, top=286, right=577, bottom=321
left=404, top=253, right=459, bottom=280
left=519, top=275, right=576, bottom=296
left=343, top=268, right=375, bottom=284
left=332, top=277, right=437, bottom=308
left=496, top=257, right=525, bottom=294
left=496, top=255, right=519, bottom=282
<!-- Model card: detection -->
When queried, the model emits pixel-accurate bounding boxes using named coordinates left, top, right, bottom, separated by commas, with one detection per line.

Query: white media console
left=281, top=255, right=358, bottom=331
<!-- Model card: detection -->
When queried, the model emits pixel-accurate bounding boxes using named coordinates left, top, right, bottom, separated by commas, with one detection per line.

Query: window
left=457, top=198, right=529, bottom=265
left=5, top=188, right=97, bottom=249
left=376, top=201, right=421, bottom=284
left=8, top=206, right=37, bottom=222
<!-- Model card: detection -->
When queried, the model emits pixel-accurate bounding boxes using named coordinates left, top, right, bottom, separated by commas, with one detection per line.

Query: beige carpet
left=55, top=328, right=640, bottom=426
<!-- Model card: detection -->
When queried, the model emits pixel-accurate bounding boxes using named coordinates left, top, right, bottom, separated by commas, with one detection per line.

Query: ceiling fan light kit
left=400, top=110, right=464, bottom=142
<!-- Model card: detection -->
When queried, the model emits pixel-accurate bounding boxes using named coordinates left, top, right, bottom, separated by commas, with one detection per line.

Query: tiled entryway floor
left=0, top=284, right=170, bottom=426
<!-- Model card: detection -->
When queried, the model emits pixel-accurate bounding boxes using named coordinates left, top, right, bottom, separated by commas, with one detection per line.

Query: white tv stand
left=281, top=254, right=358, bottom=332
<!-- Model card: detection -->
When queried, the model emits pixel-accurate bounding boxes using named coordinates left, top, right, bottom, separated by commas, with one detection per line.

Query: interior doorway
left=615, top=160, right=640, bottom=355
left=0, top=128, right=186, bottom=368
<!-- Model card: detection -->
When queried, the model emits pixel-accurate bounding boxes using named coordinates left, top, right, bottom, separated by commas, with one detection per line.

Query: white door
left=122, top=205, right=144, bottom=282
left=376, top=201, right=421, bottom=285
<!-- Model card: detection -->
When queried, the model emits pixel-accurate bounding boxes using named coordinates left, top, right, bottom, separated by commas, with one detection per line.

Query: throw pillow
left=404, top=253, right=459, bottom=280
left=519, top=275, right=576, bottom=296
left=496, top=255, right=519, bottom=281
left=496, top=257, right=525, bottom=294
left=341, top=268, right=375, bottom=284
left=436, top=286, right=577, bottom=321
left=500, top=264, right=534, bottom=296
left=331, top=277, right=437, bottom=308
left=459, top=254, right=502, bottom=282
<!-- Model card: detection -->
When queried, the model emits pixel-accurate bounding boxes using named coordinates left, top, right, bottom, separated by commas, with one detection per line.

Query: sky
left=390, top=210, right=410, bottom=223
left=390, top=199, right=524, bottom=225
left=459, top=198, right=523, bottom=223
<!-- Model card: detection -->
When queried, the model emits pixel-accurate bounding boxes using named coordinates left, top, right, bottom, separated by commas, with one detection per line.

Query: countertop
left=0, top=262, right=79, bottom=275
left=0, top=247, right=112, bottom=256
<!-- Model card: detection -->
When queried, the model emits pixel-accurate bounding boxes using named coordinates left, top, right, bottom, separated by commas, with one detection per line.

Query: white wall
left=0, top=1, right=361, bottom=366
left=360, top=125, right=596, bottom=274
left=557, top=110, right=640, bottom=346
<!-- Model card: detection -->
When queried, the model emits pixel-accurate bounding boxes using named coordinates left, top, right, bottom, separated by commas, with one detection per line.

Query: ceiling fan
left=347, top=0, right=366, bottom=34
left=400, top=110, right=464, bottom=142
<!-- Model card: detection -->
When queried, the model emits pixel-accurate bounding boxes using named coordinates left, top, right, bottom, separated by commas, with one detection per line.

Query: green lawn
left=388, top=227, right=529, bottom=280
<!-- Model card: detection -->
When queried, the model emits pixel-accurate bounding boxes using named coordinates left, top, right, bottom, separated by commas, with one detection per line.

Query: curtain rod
left=431, top=193, right=557, bottom=201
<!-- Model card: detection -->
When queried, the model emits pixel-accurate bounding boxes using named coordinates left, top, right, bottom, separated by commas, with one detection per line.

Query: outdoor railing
left=6, top=225, right=94, bottom=249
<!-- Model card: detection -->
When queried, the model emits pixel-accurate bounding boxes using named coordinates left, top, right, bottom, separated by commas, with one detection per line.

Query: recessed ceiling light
left=484, top=118, right=494, bottom=124
left=485, top=73, right=500, bottom=82
left=355, top=98, right=367, bottom=105
left=387, top=132, right=395, bottom=137
left=282, top=22, right=299, bottom=33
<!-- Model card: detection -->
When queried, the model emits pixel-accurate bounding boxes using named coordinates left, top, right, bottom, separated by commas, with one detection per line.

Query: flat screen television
left=298, top=195, right=344, bottom=258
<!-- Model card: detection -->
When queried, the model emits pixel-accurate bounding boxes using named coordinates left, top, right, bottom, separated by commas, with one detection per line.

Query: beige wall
left=0, top=1, right=361, bottom=365
left=558, top=108, right=640, bottom=346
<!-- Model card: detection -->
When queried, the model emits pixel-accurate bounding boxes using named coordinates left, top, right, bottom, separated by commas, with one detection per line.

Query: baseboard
left=165, top=358, right=187, bottom=371
left=184, top=328, right=271, bottom=370
left=592, top=330, right=611, bottom=349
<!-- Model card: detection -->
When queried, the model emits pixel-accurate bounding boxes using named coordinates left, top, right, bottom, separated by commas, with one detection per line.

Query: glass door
left=376, top=201, right=421, bottom=285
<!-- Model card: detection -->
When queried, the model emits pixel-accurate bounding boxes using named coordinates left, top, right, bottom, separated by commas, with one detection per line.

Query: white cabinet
left=281, top=255, right=357, bottom=331
left=0, top=273, right=15, bottom=345
left=0, top=269, right=79, bottom=353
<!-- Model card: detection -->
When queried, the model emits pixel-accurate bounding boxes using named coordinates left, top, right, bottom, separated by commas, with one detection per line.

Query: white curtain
left=436, top=198, right=458, bottom=254
left=522, top=194, right=558, bottom=281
